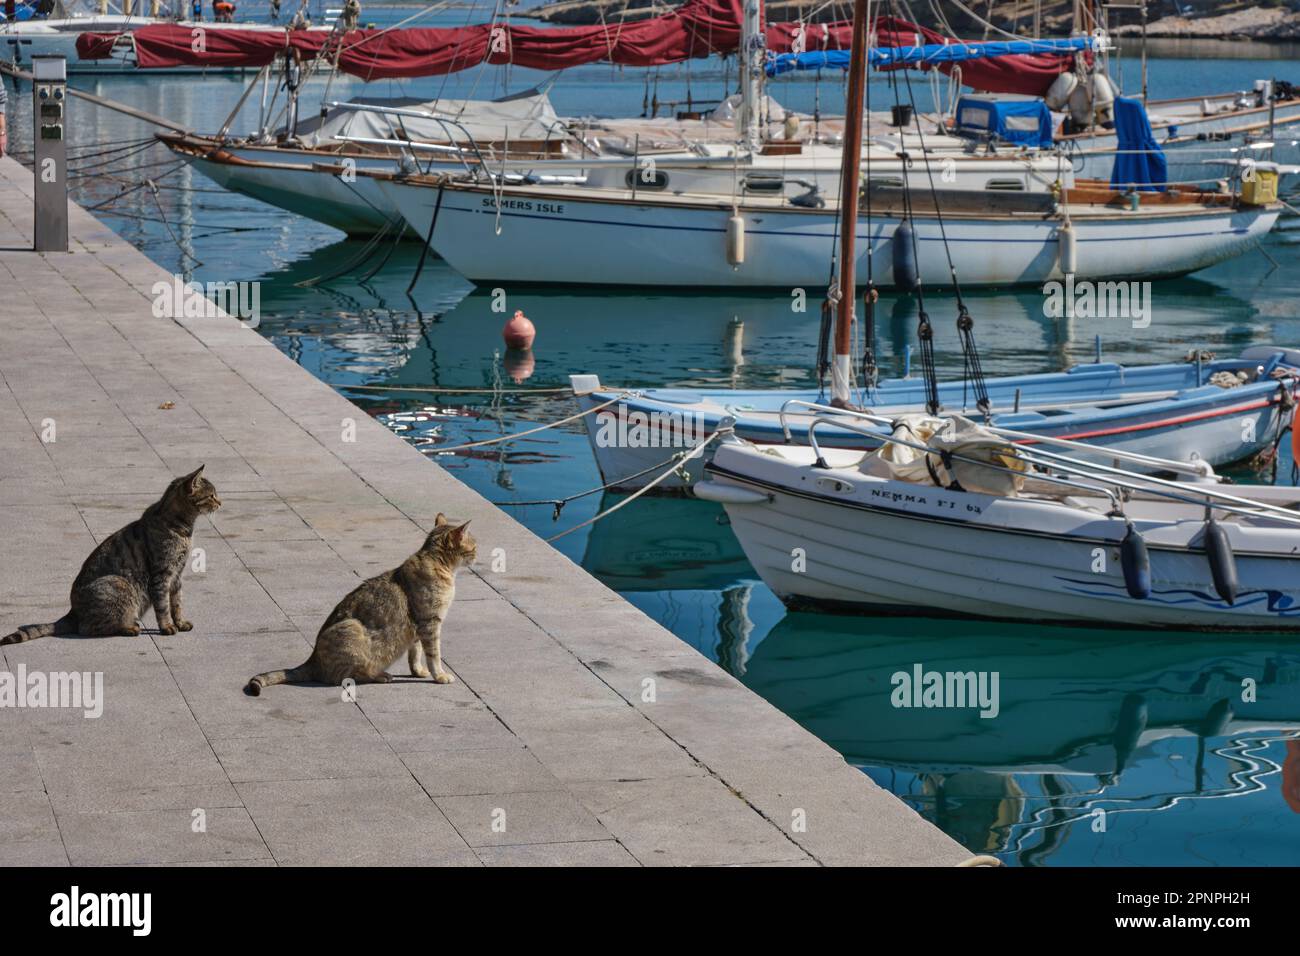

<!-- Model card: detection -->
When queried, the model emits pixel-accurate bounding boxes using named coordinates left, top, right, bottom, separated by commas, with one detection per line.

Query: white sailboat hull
left=178, top=148, right=405, bottom=236
left=388, top=180, right=1278, bottom=288
left=168, top=135, right=1069, bottom=237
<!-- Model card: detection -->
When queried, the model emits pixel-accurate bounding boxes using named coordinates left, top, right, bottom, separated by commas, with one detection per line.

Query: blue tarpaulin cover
left=765, top=36, right=1098, bottom=76
left=954, top=95, right=1054, bottom=148
left=1110, top=96, right=1167, bottom=192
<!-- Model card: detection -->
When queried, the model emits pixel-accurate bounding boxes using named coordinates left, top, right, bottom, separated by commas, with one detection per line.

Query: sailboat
left=378, top=26, right=1279, bottom=288
left=388, top=162, right=1277, bottom=288
left=2, top=1, right=330, bottom=74
left=691, top=0, right=1300, bottom=632
left=559, top=26, right=1294, bottom=490
left=150, top=4, right=1086, bottom=238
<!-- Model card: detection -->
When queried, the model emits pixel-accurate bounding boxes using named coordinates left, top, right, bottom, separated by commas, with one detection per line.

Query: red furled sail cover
left=76, top=3, right=1074, bottom=94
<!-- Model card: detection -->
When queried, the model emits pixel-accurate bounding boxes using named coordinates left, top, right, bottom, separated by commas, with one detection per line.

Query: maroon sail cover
left=76, top=3, right=1074, bottom=93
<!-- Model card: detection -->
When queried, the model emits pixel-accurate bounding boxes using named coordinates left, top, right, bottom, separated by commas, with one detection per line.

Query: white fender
left=1058, top=221, right=1077, bottom=275
left=1068, top=81, right=1093, bottom=127
left=726, top=214, right=746, bottom=266
left=1091, top=73, right=1117, bottom=125
left=695, top=481, right=770, bottom=505
left=1045, top=72, right=1078, bottom=112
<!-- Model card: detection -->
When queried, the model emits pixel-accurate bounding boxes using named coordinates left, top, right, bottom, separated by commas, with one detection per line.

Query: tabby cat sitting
left=2, top=466, right=221, bottom=644
left=246, top=514, right=476, bottom=695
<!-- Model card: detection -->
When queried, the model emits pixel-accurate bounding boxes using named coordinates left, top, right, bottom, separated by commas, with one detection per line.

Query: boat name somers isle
left=481, top=197, right=567, bottom=215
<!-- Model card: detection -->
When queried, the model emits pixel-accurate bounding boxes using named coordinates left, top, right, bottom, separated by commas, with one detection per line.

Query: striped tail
left=244, top=663, right=312, bottom=696
left=1, top=612, right=76, bottom=645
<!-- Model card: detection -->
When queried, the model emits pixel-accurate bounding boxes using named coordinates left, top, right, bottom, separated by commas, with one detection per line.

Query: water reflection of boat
left=381, top=279, right=1269, bottom=394
left=743, top=614, right=1300, bottom=862
left=580, top=493, right=750, bottom=592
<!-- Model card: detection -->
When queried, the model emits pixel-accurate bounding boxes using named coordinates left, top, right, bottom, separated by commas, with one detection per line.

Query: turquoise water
left=7, top=12, right=1300, bottom=864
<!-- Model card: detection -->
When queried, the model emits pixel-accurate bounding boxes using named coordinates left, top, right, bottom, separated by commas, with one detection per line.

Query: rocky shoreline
left=1113, top=8, right=1300, bottom=41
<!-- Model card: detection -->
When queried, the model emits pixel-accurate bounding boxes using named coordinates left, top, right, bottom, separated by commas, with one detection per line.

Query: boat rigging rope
left=295, top=217, right=401, bottom=288
left=861, top=3, right=879, bottom=398
left=144, top=177, right=202, bottom=268
left=895, top=31, right=992, bottom=420
left=407, top=182, right=445, bottom=294
left=347, top=384, right=580, bottom=395
left=492, top=441, right=711, bottom=519
left=426, top=393, right=630, bottom=454
left=886, top=64, right=941, bottom=416
left=544, top=429, right=728, bottom=542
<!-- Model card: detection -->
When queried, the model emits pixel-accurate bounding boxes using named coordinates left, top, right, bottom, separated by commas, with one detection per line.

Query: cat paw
left=123, top=625, right=141, bottom=636
left=175, top=620, right=193, bottom=632
left=410, top=665, right=432, bottom=679
left=433, top=671, right=456, bottom=685
left=374, top=672, right=394, bottom=683
left=158, top=623, right=178, bottom=636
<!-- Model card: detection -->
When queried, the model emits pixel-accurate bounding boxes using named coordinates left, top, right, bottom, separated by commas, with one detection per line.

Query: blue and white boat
left=571, top=347, right=1300, bottom=491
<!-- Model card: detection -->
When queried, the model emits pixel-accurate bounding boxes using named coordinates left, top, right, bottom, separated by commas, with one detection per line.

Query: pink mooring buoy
left=503, top=309, right=536, bottom=350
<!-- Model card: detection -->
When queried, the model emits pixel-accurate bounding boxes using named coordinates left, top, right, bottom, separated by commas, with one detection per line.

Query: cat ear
left=452, top=520, right=471, bottom=542
left=185, top=465, right=205, bottom=489
left=434, top=513, right=448, bottom=527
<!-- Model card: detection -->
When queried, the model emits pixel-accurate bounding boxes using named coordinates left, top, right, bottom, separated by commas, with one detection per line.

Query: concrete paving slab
left=236, top=777, right=479, bottom=866
left=434, top=789, right=612, bottom=848
left=401, top=747, right=562, bottom=797
left=57, top=807, right=268, bottom=866
left=476, top=840, right=639, bottom=867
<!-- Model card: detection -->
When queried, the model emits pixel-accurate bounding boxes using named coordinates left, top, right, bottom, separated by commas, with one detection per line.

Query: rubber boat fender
left=1202, top=516, right=1238, bottom=605
left=1090, top=72, right=1117, bottom=125
left=892, top=219, right=918, bottom=290
left=1058, top=221, right=1077, bottom=276
left=1112, top=692, right=1148, bottom=778
left=1045, top=72, right=1078, bottom=112
left=694, top=481, right=770, bottom=505
left=1067, top=81, right=1093, bottom=127
left=1120, top=522, right=1151, bottom=599
left=726, top=213, right=745, bottom=267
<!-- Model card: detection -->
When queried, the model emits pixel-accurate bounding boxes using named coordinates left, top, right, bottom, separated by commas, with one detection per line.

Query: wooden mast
left=831, top=0, right=870, bottom=407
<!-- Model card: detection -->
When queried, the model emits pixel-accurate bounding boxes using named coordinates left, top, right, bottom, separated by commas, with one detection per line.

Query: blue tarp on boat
left=1110, top=96, right=1167, bottom=192
left=954, top=95, right=1054, bottom=148
left=765, top=36, right=1098, bottom=76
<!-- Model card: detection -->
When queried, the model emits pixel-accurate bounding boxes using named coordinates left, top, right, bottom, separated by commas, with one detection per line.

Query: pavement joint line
left=146, top=630, right=280, bottom=863
left=0, top=643, right=73, bottom=866
left=468, top=570, right=822, bottom=865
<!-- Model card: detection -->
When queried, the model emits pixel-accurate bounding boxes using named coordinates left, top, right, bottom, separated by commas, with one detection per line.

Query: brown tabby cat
left=2, top=466, right=221, bottom=644
left=245, top=514, right=476, bottom=695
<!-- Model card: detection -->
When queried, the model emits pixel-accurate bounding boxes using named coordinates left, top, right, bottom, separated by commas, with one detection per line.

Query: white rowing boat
left=698, top=412, right=1300, bottom=631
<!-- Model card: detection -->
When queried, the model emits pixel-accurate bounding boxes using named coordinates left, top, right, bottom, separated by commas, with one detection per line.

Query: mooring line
left=544, top=430, right=726, bottom=542
left=348, top=383, right=584, bottom=395
left=426, top=393, right=629, bottom=453
left=493, top=443, right=706, bottom=519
